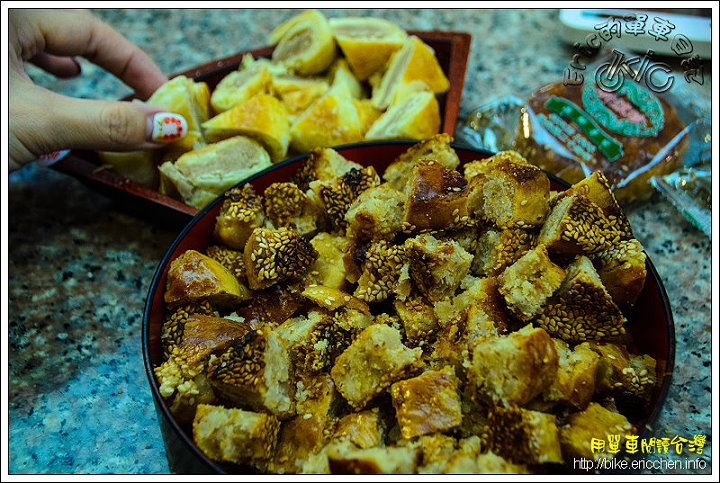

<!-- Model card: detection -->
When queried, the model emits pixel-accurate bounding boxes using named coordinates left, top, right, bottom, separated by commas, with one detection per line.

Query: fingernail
left=149, top=112, right=188, bottom=143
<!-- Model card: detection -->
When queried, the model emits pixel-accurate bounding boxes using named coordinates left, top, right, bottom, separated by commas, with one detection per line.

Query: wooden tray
left=51, top=31, right=472, bottom=228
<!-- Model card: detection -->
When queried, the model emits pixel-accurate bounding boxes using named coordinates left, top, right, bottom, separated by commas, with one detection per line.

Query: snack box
left=51, top=31, right=471, bottom=228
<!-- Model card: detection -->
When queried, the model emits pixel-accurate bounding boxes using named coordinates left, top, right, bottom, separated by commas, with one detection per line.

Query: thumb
left=10, top=83, right=187, bottom=169
left=48, top=92, right=189, bottom=152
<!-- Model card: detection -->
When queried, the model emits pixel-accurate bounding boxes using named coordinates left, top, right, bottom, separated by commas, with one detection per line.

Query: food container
left=142, top=140, right=674, bottom=474
left=50, top=31, right=471, bottom=229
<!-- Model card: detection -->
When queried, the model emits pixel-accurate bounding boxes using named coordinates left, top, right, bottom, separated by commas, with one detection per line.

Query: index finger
left=28, top=9, right=168, bottom=98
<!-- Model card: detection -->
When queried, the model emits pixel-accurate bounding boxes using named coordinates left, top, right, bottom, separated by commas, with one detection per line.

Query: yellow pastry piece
left=209, top=55, right=275, bottom=113
left=272, top=74, right=330, bottom=119
left=364, top=88, right=440, bottom=141
left=146, top=75, right=211, bottom=151
left=202, top=93, right=291, bottom=162
left=329, top=16, right=408, bottom=81
left=289, top=84, right=365, bottom=153
left=158, top=135, right=272, bottom=209
left=97, top=149, right=160, bottom=187
left=371, top=35, right=450, bottom=110
left=164, top=249, right=251, bottom=308
left=269, top=10, right=337, bottom=76
left=329, top=58, right=364, bottom=99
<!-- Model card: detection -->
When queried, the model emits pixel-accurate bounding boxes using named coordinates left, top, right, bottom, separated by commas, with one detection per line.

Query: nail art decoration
left=152, top=112, right=187, bottom=142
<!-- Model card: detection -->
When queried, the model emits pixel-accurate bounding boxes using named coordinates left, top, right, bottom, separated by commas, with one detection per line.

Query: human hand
left=8, top=9, right=187, bottom=172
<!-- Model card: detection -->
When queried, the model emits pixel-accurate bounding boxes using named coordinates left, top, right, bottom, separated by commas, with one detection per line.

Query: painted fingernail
left=150, top=112, right=188, bottom=143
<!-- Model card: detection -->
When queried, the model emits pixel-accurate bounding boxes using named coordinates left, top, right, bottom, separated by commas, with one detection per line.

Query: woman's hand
left=8, top=9, right=187, bottom=171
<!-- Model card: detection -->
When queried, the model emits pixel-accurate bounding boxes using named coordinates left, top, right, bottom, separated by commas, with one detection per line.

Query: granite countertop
left=6, top=8, right=713, bottom=475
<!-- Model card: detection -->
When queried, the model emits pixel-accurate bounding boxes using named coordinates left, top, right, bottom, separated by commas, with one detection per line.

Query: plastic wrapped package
left=457, top=56, right=711, bottom=238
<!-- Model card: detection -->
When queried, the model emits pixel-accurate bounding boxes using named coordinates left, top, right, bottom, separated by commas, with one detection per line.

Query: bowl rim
left=142, top=140, right=676, bottom=474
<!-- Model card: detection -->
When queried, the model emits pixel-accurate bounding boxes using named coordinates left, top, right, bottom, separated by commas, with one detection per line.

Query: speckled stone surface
left=7, top=8, right=713, bottom=475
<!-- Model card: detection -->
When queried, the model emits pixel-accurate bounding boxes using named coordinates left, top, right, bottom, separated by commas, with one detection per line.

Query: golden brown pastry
left=243, top=227, right=319, bottom=290
left=164, top=249, right=251, bottom=309
left=158, top=135, right=272, bottom=210
left=193, top=403, right=281, bottom=465
left=329, top=16, right=408, bottom=81
left=467, top=324, right=559, bottom=408
left=202, top=93, right=291, bottom=162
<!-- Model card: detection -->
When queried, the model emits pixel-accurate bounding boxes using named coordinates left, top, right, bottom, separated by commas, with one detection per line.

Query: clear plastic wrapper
left=457, top=53, right=711, bottom=238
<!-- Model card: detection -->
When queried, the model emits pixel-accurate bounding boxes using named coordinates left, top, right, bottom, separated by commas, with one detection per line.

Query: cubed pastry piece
left=382, top=133, right=460, bottom=192
left=326, top=442, right=420, bottom=474
left=154, top=356, right=216, bottom=425
left=310, top=166, right=381, bottom=234
left=267, top=376, right=339, bottom=475
left=467, top=449, right=531, bottom=475
left=498, top=244, right=566, bottom=321
left=471, top=226, right=537, bottom=277
left=559, top=401, right=635, bottom=460
left=329, top=16, right=408, bottom=81
left=243, top=227, right=319, bottom=290
left=164, top=249, right=251, bottom=309
left=582, top=341, right=657, bottom=413
left=390, top=366, right=463, bottom=439
left=540, top=338, right=600, bottom=411
left=155, top=313, right=253, bottom=423
left=275, top=309, right=363, bottom=377
left=483, top=406, right=563, bottom=465
left=289, top=84, right=366, bottom=153
left=269, top=9, right=336, bottom=76
left=589, top=239, right=647, bottom=309
left=465, top=150, right=550, bottom=229
left=161, top=300, right=215, bottom=359
left=307, top=232, right=353, bottom=290
left=535, top=255, right=627, bottom=343
left=537, top=192, right=621, bottom=255
left=291, top=147, right=364, bottom=190
left=364, top=89, right=441, bottom=142
left=333, top=408, right=384, bottom=449
left=206, top=326, right=295, bottom=418
left=146, top=75, right=210, bottom=151
left=206, top=245, right=246, bottom=282
left=202, top=93, right=291, bottom=162
left=302, top=284, right=370, bottom=315
left=371, top=35, right=450, bottom=110
left=97, top=148, right=160, bottom=187
left=212, top=184, right=267, bottom=250
left=428, top=310, right=469, bottom=373
left=273, top=74, right=330, bottom=119
left=158, top=135, right=272, bottom=210
left=178, top=314, right=254, bottom=368
left=263, top=181, right=323, bottom=236
left=329, top=58, right=364, bottom=100
left=234, top=283, right=306, bottom=329
left=354, top=98, right=383, bottom=134
left=435, top=275, right=512, bottom=344
left=354, top=240, right=409, bottom=303
left=192, top=403, right=281, bottom=465
left=403, top=159, right=470, bottom=232
left=405, top=233, right=474, bottom=302
left=554, top=170, right=634, bottom=240
left=467, top=324, right=559, bottom=407
left=413, top=433, right=464, bottom=473
left=415, top=434, right=530, bottom=474
left=209, top=55, right=275, bottom=113
left=394, top=294, right=440, bottom=346
left=331, top=323, right=423, bottom=410
left=344, top=182, right=406, bottom=242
